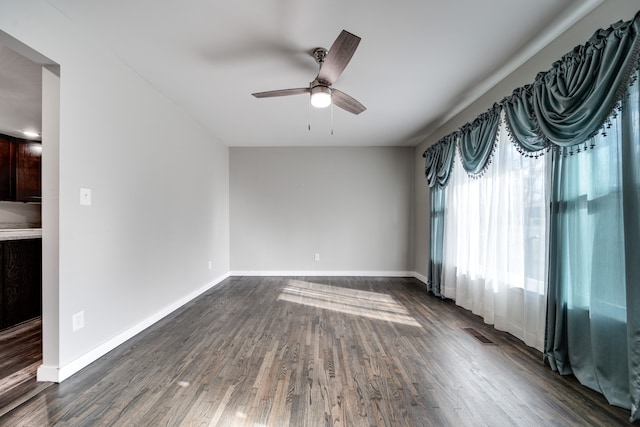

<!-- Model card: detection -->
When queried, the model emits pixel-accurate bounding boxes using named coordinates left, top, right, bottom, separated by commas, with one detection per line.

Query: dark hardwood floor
left=0, top=317, right=51, bottom=419
left=0, top=277, right=636, bottom=426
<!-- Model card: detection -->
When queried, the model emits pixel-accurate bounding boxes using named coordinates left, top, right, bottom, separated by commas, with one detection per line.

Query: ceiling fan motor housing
left=313, top=48, right=328, bottom=65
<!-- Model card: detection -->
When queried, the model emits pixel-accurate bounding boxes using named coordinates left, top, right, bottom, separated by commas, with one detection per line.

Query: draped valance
left=424, top=10, right=640, bottom=185
left=503, top=10, right=640, bottom=151
left=502, top=85, right=546, bottom=153
left=458, top=103, right=501, bottom=177
left=422, top=104, right=501, bottom=188
left=423, top=133, right=456, bottom=188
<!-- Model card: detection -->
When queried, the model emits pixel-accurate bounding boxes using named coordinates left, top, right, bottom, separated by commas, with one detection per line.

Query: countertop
left=0, top=228, right=42, bottom=241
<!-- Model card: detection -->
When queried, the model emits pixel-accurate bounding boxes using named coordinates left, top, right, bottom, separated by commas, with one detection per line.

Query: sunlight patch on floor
left=277, top=280, right=422, bottom=327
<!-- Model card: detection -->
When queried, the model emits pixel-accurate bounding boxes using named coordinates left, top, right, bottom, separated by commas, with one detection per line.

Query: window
left=442, top=116, right=548, bottom=349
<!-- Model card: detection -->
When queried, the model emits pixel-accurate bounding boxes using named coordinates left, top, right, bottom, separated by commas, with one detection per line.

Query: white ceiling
left=0, top=0, right=601, bottom=147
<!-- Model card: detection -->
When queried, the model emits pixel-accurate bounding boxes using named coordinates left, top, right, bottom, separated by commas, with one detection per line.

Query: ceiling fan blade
left=317, top=30, right=361, bottom=85
left=332, top=89, right=366, bottom=115
left=252, top=88, right=310, bottom=98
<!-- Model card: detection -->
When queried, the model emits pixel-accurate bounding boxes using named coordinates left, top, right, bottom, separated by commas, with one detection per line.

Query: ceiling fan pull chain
left=331, top=101, right=334, bottom=135
left=308, top=99, right=311, bottom=131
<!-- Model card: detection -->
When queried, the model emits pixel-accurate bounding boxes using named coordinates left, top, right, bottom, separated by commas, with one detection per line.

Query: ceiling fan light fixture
left=310, top=85, right=331, bottom=108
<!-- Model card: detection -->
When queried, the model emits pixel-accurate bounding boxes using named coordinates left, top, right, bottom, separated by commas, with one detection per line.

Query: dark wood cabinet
left=0, top=133, right=41, bottom=202
left=0, top=134, right=16, bottom=200
left=0, top=238, right=42, bottom=330
left=16, top=141, right=42, bottom=202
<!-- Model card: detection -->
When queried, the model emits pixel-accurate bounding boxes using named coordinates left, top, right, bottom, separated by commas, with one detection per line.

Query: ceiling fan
left=252, top=30, right=366, bottom=115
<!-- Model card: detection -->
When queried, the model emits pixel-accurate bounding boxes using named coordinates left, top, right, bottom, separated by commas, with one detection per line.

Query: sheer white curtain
left=442, top=117, right=548, bottom=350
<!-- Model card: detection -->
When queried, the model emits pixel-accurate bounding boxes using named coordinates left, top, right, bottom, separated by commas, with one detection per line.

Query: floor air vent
left=462, top=327, right=495, bottom=345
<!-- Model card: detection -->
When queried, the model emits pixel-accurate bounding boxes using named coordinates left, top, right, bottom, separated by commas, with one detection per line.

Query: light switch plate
left=80, top=187, right=92, bottom=206
left=72, top=311, right=84, bottom=331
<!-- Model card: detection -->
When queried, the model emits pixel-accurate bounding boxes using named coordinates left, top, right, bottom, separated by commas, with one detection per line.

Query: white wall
left=0, top=0, right=230, bottom=380
left=412, top=0, right=640, bottom=277
left=230, top=147, right=413, bottom=274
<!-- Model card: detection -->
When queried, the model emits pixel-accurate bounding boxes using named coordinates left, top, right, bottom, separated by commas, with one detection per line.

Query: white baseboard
left=36, top=364, right=61, bottom=382
left=229, top=270, right=416, bottom=278
left=37, top=272, right=230, bottom=383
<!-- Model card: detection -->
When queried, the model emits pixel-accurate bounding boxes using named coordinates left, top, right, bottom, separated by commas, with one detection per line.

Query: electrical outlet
left=314, top=253, right=320, bottom=262
left=72, top=311, right=85, bottom=331
left=208, top=260, right=212, bottom=270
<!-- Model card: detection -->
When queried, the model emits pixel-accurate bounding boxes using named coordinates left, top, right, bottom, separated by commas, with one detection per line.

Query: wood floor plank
left=0, top=318, right=41, bottom=377
left=0, top=317, right=47, bottom=419
left=1, top=276, right=637, bottom=426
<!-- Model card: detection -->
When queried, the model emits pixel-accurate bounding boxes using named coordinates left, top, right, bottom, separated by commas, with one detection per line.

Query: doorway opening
left=0, top=30, right=60, bottom=414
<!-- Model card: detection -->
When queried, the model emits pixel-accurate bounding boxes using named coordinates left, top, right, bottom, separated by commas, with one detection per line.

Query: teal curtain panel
left=545, top=75, right=640, bottom=419
left=621, top=73, right=640, bottom=422
left=427, top=186, right=446, bottom=297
